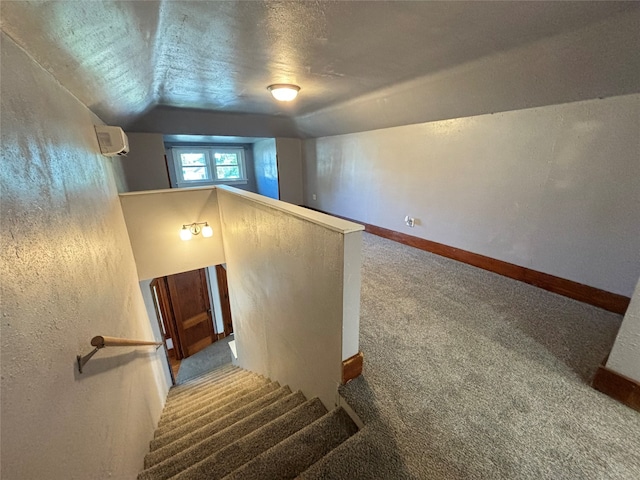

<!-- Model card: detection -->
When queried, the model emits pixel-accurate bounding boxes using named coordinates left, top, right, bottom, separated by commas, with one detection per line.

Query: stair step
left=168, top=364, right=237, bottom=394
left=157, top=377, right=269, bottom=433
left=168, top=398, right=328, bottom=480
left=143, top=364, right=361, bottom=480
left=222, top=407, right=358, bottom=480
left=167, top=367, right=244, bottom=401
left=296, top=429, right=398, bottom=480
left=165, top=369, right=254, bottom=406
left=138, top=392, right=307, bottom=480
left=145, top=386, right=294, bottom=467
left=163, top=372, right=258, bottom=413
left=159, top=375, right=266, bottom=426
left=167, top=365, right=241, bottom=398
left=150, top=382, right=280, bottom=450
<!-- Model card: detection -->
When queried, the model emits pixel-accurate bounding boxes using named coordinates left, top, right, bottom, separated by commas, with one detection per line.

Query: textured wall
left=128, top=106, right=299, bottom=138
left=117, top=132, right=171, bottom=192
left=0, top=34, right=169, bottom=479
left=216, top=187, right=363, bottom=408
left=304, top=94, right=640, bottom=297
left=253, top=139, right=279, bottom=199
left=607, top=278, right=640, bottom=382
left=119, top=188, right=226, bottom=281
left=276, top=138, right=304, bottom=205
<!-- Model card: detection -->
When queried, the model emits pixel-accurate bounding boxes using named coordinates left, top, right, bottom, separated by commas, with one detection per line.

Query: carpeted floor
left=329, top=232, right=640, bottom=479
left=175, top=336, right=233, bottom=384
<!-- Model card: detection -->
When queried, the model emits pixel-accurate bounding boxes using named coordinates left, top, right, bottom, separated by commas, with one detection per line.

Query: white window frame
left=170, top=146, right=247, bottom=188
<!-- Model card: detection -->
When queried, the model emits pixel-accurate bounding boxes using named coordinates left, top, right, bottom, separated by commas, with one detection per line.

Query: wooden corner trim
left=342, top=351, right=364, bottom=385
left=305, top=207, right=630, bottom=315
left=592, top=366, right=640, bottom=412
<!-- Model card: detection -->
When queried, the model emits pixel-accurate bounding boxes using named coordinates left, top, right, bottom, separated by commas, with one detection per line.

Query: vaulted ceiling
left=2, top=1, right=639, bottom=137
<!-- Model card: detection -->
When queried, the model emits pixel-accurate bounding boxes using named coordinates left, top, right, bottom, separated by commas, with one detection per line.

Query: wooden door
left=215, top=265, right=234, bottom=336
left=166, top=269, right=216, bottom=357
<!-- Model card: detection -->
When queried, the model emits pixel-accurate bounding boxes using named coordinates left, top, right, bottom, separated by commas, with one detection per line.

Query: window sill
left=176, top=179, right=248, bottom=188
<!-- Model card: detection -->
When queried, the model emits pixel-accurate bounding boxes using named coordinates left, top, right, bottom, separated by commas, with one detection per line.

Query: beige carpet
left=175, top=335, right=233, bottom=384
left=301, top=232, right=640, bottom=479
left=138, top=365, right=358, bottom=479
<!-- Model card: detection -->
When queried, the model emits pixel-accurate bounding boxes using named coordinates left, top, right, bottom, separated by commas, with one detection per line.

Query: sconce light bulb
left=202, top=223, right=213, bottom=238
left=180, top=226, right=192, bottom=241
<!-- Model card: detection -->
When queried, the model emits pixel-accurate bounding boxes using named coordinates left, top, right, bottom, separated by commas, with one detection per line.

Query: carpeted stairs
left=138, top=364, right=359, bottom=480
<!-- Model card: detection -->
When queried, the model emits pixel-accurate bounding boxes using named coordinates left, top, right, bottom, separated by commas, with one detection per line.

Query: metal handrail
left=77, top=335, right=162, bottom=373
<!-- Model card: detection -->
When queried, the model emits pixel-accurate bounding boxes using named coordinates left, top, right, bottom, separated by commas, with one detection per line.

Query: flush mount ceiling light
left=267, top=84, right=300, bottom=102
left=180, top=222, right=213, bottom=241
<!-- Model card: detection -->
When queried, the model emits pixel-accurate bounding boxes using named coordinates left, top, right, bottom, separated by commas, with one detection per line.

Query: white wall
left=607, top=277, right=640, bottom=382
left=239, top=146, right=258, bottom=194
left=253, top=138, right=279, bottom=199
left=117, top=132, right=171, bottom=192
left=303, top=95, right=640, bottom=297
left=0, top=34, right=170, bottom=479
left=119, top=187, right=226, bottom=280
left=216, top=187, right=363, bottom=408
left=276, top=137, right=304, bottom=205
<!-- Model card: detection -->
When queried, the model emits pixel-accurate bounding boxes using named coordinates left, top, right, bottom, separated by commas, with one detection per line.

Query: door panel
left=166, top=269, right=215, bottom=357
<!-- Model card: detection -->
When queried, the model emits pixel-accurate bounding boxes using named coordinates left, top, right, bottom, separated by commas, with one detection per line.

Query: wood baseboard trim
left=592, top=366, right=640, bottom=412
left=342, top=351, right=364, bottom=384
left=305, top=207, right=630, bottom=315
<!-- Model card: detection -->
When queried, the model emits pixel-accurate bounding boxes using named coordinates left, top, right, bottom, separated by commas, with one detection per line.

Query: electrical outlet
left=312, top=194, right=317, bottom=200
left=404, top=216, right=416, bottom=227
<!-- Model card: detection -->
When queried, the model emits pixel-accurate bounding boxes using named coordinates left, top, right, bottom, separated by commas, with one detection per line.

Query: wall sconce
left=180, top=222, right=213, bottom=241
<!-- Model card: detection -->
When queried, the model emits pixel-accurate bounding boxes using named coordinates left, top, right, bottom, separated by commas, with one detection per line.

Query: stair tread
left=168, top=365, right=238, bottom=395
left=143, top=366, right=361, bottom=480
left=157, top=378, right=269, bottom=433
left=162, top=373, right=259, bottom=418
left=147, top=386, right=291, bottom=460
left=138, top=391, right=307, bottom=479
left=166, top=368, right=249, bottom=402
left=159, top=376, right=267, bottom=426
left=221, top=407, right=358, bottom=480
left=145, top=386, right=294, bottom=468
left=150, top=382, right=280, bottom=450
left=296, top=428, right=400, bottom=480
left=168, top=397, right=328, bottom=480
left=173, top=363, right=235, bottom=383
left=165, top=371, right=259, bottom=410
left=167, top=366, right=243, bottom=397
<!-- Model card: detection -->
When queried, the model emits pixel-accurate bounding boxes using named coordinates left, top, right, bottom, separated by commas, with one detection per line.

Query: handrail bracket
left=77, top=347, right=101, bottom=374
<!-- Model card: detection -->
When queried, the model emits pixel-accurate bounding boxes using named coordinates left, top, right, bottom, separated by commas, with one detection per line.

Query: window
left=171, top=146, right=246, bottom=187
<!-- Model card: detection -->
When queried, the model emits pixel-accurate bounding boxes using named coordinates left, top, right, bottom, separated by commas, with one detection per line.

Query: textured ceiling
left=1, top=1, right=639, bottom=133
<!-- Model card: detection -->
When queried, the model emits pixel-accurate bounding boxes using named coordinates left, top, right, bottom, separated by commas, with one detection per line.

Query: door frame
left=215, top=264, right=234, bottom=336
left=149, top=278, right=177, bottom=385
left=152, top=277, right=184, bottom=360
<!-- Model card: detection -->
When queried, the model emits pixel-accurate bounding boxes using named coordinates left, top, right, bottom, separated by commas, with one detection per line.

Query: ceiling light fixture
left=267, top=84, right=300, bottom=102
left=180, top=222, right=213, bottom=241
